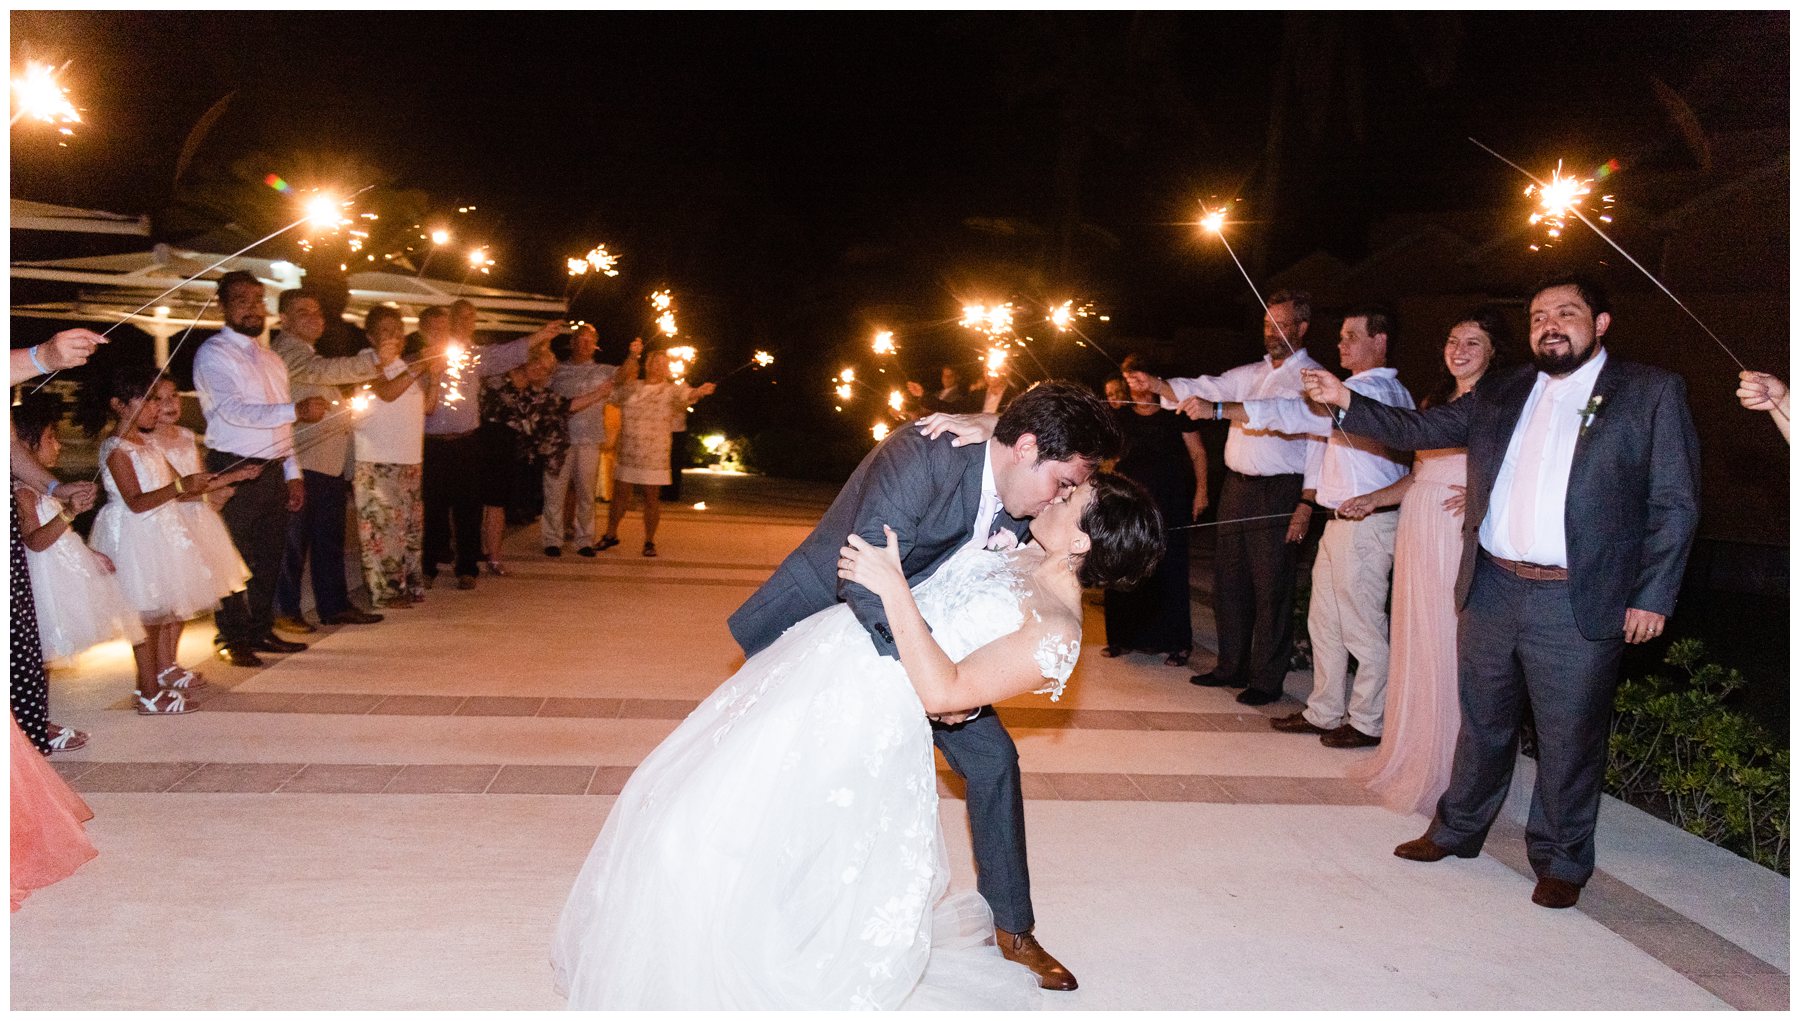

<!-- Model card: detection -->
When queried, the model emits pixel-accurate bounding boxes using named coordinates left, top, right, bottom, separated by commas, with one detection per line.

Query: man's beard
left=1531, top=332, right=1596, bottom=376
left=228, top=316, right=266, bottom=336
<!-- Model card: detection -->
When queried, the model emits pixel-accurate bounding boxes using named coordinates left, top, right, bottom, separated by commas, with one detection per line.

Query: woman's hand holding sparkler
left=1737, top=371, right=1790, bottom=441
left=42, top=328, right=107, bottom=371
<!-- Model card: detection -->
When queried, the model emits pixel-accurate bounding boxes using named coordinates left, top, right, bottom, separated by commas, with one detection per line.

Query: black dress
left=1103, top=406, right=1199, bottom=656
left=11, top=502, right=51, bottom=754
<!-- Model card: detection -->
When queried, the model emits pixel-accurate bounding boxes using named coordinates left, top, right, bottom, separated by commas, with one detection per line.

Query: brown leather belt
left=426, top=430, right=477, bottom=442
left=1483, top=551, right=1569, bottom=582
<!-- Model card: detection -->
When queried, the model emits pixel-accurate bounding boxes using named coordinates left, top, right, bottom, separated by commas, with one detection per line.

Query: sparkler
left=872, top=330, right=896, bottom=355
left=721, top=350, right=776, bottom=379
left=1046, top=297, right=1119, bottom=369
left=984, top=346, right=1009, bottom=379
left=888, top=389, right=904, bottom=412
left=872, top=422, right=891, bottom=442
left=960, top=302, right=1016, bottom=338
left=1469, top=138, right=1759, bottom=380
left=10, top=60, right=80, bottom=129
left=666, top=344, right=697, bottom=382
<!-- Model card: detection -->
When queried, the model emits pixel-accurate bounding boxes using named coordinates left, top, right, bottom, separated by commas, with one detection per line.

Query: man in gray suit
left=729, top=381, right=1121, bottom=989
left=1302, top=272, right=1700, bottom=909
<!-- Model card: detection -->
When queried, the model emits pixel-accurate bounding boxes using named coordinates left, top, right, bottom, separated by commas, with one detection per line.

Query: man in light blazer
left=1301, top=272, right=1700, bottom=909
left=729, top=381, right=1121, bottom=989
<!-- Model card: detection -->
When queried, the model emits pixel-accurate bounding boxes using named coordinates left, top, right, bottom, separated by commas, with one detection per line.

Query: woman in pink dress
left=1340, top=308, right=1509, bottom=815
left=11, top=718, right=97, bottom=910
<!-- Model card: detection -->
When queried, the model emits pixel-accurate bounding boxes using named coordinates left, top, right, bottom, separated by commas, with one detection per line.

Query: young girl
left=13, top=393, right=147, bottom=667
left=150, top=376, right=253, bottom=614
left=80, top=367, right=256, bottom=714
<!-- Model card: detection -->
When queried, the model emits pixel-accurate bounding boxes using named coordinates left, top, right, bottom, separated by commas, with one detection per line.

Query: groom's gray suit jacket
left=730, top=427, right=1029, bottom=658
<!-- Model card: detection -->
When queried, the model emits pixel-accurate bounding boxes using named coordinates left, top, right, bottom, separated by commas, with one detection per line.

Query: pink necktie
left=1507, top=384, right=1560, bottom=556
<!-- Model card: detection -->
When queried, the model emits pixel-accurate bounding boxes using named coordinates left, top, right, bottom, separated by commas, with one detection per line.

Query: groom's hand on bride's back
left=915, top=412, right=996, bottom=446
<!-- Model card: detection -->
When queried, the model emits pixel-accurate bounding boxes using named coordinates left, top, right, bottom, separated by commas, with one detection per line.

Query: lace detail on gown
left=553, top=546, right=1065, bottom=1009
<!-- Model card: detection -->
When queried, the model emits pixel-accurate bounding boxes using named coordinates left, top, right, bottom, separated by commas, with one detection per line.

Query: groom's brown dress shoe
left=1393, top=836, right=1477, bottom=862
left=996, top=928, right=1078, bottom=991
left=1531, top=877, right=1582, bottom=909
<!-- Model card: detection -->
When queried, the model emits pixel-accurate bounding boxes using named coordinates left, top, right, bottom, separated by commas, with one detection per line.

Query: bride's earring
left=1066, top=552, right=1079, bottom=574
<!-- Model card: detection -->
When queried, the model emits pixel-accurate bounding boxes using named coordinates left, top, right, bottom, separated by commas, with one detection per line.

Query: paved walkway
left=12, top=472, right=1789, bottom=1009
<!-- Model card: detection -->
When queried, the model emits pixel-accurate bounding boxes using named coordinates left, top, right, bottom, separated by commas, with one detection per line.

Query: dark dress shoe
left=273, top=614, right=317, bottom=634
left=1235, top=688, right=1279, bottom=706
left=1393, top=836, right=1477, bottom=862
left=215, top=644, right=265, bottom=668
left=1189, top=672, right=1240, bottom=688
left=326, top=609, right=384, bottom=625
left=1531, top=877, right=1582, bottom=909
left=576, top=546, right=596, bottom=557
left=544, top=546, right=563, bottom=557
left=1321, top=724, right=1381, bottom=749
left=996, top=928, right=1078, bottom=991
left=253, top=635, right=308, bottom=654
left=1270, top=711, right=1332, bottom=735
left=457, top=575, right=477, bottom=590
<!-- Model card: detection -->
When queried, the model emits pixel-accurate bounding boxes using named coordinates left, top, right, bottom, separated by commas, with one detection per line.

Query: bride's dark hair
left=1076, top=472, right=1164, bottom=590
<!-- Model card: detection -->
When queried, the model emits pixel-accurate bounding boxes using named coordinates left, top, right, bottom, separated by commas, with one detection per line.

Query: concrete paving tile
left=1064, top=709, right=1148, bottom=730
left=1612, top=919, right=1777, bottom=977
left=1686, top=973, right=1789, bottom=1011
left=936, top=772, right=963, bottom=799
left=1214, top=776, right=1316, bottom=805
left=1302, top=778, right=1385, bottom=806
left=1138, top=711, right=1217, bottom=732
left=202, top=692, right=306, bottom=713
left=487, top=764, right=596, bottom=795
left=994, top=707, right=1068, bottom=729
left=1212, top=712, right=1288, bottom=732
left=1043, top=772, right=1142, bottom=801
left=368, top=695, right=467, bottom=716
left=48, top=759, right=95, bottom=782
left=1578, top=872, right=1684, bottom=924
left=1129, top=774, right=1233, bottom=803
left=586, top=766, right=637, bottom=795
left=277, top=764, right=405, bottom=794
left=1019, top=772, right=1059, bottom=801
left=456, top=696, right=546, bottom=717
left=169, top=762, right=306, bottom=793
left=70, top=761, right=203, bottom=793
left=618, top=698, right=699, bottom=720
left=291, top=693, right=384, bottom=715
left=384, top=764, right=502, bottom=794
left=539, top=697, right=623, bottom=718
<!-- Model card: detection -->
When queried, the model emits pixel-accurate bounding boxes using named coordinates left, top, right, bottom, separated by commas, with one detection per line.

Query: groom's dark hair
left=993, top=380, right=1122, bottom=467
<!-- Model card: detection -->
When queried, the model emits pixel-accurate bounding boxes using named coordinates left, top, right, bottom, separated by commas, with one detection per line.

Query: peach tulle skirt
left=11, top=719, right=96, bottom=911
left=1348, top=450, right=1466, bottom=816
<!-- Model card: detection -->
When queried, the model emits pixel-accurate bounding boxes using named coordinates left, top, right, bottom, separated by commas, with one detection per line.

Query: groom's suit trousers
left=932, top=711, right=1032, bottom=933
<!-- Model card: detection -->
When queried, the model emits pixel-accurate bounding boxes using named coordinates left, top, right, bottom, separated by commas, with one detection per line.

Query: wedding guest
left=11, top=715, right=96, bottom=910
left=906, top=364, right=986, bottom=415
left=1101, top=354, right=1208, bottom=667
left=599, top=340, right=716, bottom=557
left=1345, top=309, right=1508, bottom=814
left=420, top=303, right=559, bottom=589
left=1127, top=290, right=1325, bottom=705
left=271, top=287, right=387, bottom=633
left=352, top=305, right=435, bottom=609
left=1103, top=377, right=1127, bottom=410
left=1304, top=272, right=1701, bottom=909
left=9, top=329, right=103, bottom=756
left=191, top=271, right=329, bottom=667
left=1736, top=370, right=1789, bottom=442
left=543, top=325, right=617, bottom=557
left=486, top=349, right=608, bottom=558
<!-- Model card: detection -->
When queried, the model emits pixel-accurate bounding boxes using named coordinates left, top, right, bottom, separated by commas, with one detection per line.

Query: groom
left=730, top=381, right=1120, bottom=990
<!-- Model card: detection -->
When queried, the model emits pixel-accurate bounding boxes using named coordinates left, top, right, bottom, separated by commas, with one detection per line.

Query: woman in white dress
left=553, top=472, right=1163, bottom=1009
left=598, top=339, right=716, bottom=557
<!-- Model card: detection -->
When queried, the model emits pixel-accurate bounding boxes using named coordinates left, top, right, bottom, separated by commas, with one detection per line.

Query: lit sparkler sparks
left=872, top=330, right=896, bottom=355
left=888, top=389, right=904, bottom=412
left=871, top=422, right=891, bottom=442
left=430, top=229, right=451, bottom=245
left=656, top=312, right=678, bottom=337
left=650, top=289, right=673, bottom=312
left=1523, top=160, right=1615, bottom=251
left=584, top=244, right=620, bottom=277
left=304, top=193, right=351, bottom=232
left=961, top=302, right=1016, bottom=338
left=984, top=347, right=1009, bottom=378
left=11, top=60, right=81, bottom=130
left=666, top=344, right=696, bottom=380
left=753, top=350, right=775, bottom=368
left=835, top=383, right=855, bottom=401
left=567, top=257, right=590, bottom=276
left=839, top=367, right=855, bottom=383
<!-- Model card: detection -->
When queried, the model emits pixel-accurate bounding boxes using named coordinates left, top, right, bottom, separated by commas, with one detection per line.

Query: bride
left=552, top=472, right=1163, bottom=1009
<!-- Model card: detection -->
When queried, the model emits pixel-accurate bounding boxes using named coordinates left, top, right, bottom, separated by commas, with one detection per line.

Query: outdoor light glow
left=872, top=422, right=890, bottom=441
left=1199, top=208, right=1227, bottom=234
left=872, top=330, right=895, bottom=355
left=467, top=247, right=489, bottom=268
left=348, top=394, right=372, bottom=413
left=153, top=306, right=171, bottom=318
left=701, top=434, right=726, bottom=453
left=693, top=502, right=707, bottom=511
left=11, top=61, right=81, bottom=128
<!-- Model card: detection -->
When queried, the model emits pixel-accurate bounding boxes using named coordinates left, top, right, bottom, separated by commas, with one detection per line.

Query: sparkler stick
left=1166, top=512, right=1295, bottom=531
left=1468, top=137, right=1758, bottom=379
left=84, top=294, right=217, bottom=481
left=211, top=400, right=370, bottom=475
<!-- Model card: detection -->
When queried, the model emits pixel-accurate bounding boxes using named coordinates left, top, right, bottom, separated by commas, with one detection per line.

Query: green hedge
left=1607, top=640, right=1789, bottom=876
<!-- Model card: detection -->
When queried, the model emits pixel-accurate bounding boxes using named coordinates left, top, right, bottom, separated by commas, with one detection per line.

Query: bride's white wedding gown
left=553, top=545, right=1079, bottom=1009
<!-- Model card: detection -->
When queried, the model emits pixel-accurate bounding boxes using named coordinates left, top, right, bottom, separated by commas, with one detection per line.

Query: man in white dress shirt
left=1173, top=304, right=1414, bottom=747
left=193, top=271, right=330, bottom=667
left=543, top=324, right=618, bottom=557
left=1126, top=290, right=1326, bottom=706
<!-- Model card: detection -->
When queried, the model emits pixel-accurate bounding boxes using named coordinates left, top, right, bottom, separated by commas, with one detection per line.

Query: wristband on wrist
left=27, top=344, right=52, bottom=376
left=56, top=509, right=75, bottom=525
left=173, top=476, right=186, bottom=495
left=1213, top=401, right=1223, bottom=420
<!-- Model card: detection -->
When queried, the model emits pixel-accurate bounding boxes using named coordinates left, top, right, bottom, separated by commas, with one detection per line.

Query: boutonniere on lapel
left=1578, top=395, right=1605, bottom=437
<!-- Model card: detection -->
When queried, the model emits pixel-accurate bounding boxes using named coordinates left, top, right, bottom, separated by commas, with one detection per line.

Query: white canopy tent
left=11, top=200, right=567, bottom=365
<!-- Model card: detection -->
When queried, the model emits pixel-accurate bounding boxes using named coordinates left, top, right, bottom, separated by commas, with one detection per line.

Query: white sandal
left=135, top=689, right=192, bottom=715
left=157, top=666, right=207, bottom=690
left=45, top=725, right=89, bottom=753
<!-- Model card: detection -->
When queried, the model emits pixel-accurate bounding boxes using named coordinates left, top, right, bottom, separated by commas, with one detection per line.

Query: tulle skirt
left=11, top=719, right=97, bottom=911
left=89, top=504, right=236, bottom=624
left=25, top=537, right=147, bottom=662
left=552, top=602, right=1041, bottom=1010
left=176, top=503, right=252, bottom=598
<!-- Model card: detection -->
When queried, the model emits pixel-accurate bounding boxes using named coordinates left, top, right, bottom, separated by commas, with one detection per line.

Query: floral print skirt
left=354, top=462, right=424, bottom=608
